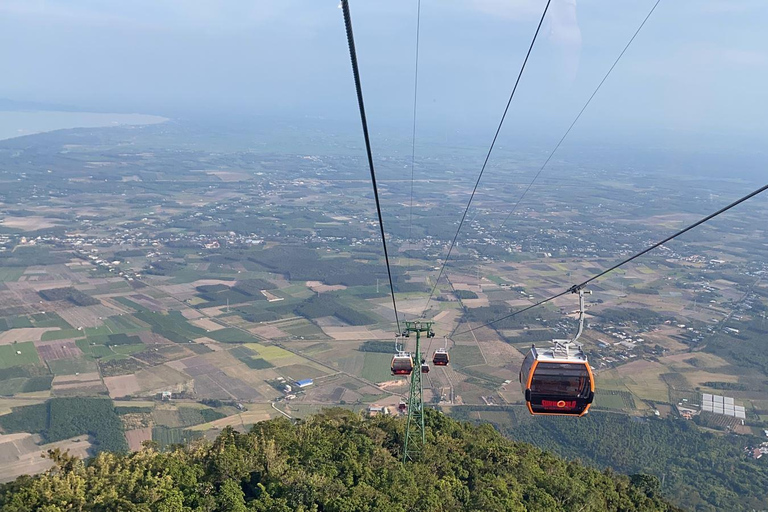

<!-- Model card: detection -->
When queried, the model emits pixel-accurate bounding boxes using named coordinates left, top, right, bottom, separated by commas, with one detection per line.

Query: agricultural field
left=0, top=120, right=767, bottom=493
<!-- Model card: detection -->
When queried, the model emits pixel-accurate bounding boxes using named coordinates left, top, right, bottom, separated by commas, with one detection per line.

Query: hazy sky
left=1, top=1, right=767, bottom=150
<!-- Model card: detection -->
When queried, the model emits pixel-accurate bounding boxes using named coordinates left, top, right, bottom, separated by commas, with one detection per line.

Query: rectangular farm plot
left=612, top=360, right=670, bottom=403
left=450, top=346, right=486, bottom=368
left=361, top=352, right=397, bottom=384
left=0, top=342, right=40, bottom=369
left=277, top=363, right=330, bottom=381
left=51, top=372, right=106, bottom=397
left=103, top=375, right=141, bottom=398
left=124, top=427, right=152, bottom=452
left=134, top=364, right=191, bottom=393
left=56, top=305, right=122, bottom=329
left=34, top=339, right=83, bottom=361
left=0, top=328, right=62, bottom=345
left=245, top=344, right=294, bottom=363
left=192, top=372, right=262, bottom=401
left=190, top=318, right=224, bottom=331
left=177, top=353, right=263, bottom=401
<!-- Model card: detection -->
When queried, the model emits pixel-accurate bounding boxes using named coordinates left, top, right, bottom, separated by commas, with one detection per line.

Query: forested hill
left=0, top=410, right=677, bottom=512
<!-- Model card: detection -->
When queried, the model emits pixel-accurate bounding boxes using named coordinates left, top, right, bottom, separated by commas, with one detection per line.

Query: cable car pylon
left=401, top=320, right=434, bottom=462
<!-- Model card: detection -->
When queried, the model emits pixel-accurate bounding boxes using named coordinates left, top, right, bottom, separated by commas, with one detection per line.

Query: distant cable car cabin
left=391, top=352, right=413, bottom=376
left=421, top=361, right=430, bottom=374
left=432, top=348, right=449, bottom=366
left=520, top=289, right=595, bottom=416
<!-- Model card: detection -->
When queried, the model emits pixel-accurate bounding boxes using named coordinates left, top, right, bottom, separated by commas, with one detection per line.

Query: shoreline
left=0, top=110, right=168, bottom=142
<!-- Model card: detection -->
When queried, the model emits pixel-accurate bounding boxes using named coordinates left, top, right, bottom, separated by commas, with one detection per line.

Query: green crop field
left=0, top=268, right=25, bottom=282
left=29, top=312, right=72, bottom=329
left=361, top=352, right=395, bottom=384
left=206, top=327, right=259, bottom=343
left=450, top=345, right=486, bottom=367
left=595, top=392, right=630, bottom=410
left=40, top=329, right=84, bottom=342
left=47, top=358, right=98, bottom=375
left=151, top=426, right=203, bottom=449
left=0, top=378, right=25, bottom=395
left=0, top=342, right=40, bottom=369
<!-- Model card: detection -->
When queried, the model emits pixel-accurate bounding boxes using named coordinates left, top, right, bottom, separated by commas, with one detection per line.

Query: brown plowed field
left=104, top=374, right=141, bottom=398
left=124, top=428, right=152, bottom=451
left=34, top=339, right=83, bottom=361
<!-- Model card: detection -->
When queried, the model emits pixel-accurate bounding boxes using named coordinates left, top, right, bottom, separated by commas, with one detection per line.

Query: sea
left=0, top=111, right=167, bottom=141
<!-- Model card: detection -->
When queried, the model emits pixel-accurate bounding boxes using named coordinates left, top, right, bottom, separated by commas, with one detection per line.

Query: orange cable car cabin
left=520, top=344, right=594, bottom=416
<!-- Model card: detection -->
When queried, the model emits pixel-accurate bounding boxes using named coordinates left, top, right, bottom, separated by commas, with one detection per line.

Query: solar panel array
left=701, top=393, right=746, bottom=419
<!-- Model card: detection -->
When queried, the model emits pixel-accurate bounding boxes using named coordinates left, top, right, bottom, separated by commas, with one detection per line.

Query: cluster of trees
left=294, top=294, right=376, bottom=326
left=250, top=246, right=388, bottom=287
left=591, top=308, right=668, bottom=326
left=38, top=287, right=99, bottom=307
left=0, top=246, right=69, bottom=267
left=452, top=407, right=768, bottom=512
left=195, top=280, right=277, bottom=308
left=705, top=330, right=768, bottom=376
left=0, top=398, right=127, bottom=454
left=700, top=381, right=748, bottom=391
left=133, top=310, right=207, bottom=344
left=464, top=304, right=559, bottom=330
left=452, top=290, right=478, bottom=300
left=0, top=409, right=676, bottom=511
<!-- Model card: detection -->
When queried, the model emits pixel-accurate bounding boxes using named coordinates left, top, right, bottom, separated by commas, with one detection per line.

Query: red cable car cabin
left=432, top=348, right=449, bottom=366
left=391, top=352, right=413, bottom=376
left=519, top=344, right=594, bottom=416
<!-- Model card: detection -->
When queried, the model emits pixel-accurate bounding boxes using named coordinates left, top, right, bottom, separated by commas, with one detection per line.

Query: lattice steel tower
left=402, top=320, right=434, bottom=462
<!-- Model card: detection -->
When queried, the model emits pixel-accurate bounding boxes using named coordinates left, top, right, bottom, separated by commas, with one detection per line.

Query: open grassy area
left=450, top=345, right=485, bottom=368
left=246, top=344, right=293, bottom=362
left=47, top=358, right=98, bottom=375
left=361, top=352, right=395, bottom=384
left=0, top=268, right=25, bottom=282
left=0, top=342, right=40, bottom=369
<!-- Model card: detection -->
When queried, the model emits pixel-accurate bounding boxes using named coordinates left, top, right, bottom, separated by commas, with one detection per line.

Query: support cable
left=407, top=0, right=422, bottom=258
left=341, top=0, right=401, bottom=333
left=422, top=0, right=552, bottom=316
left=491, top=0, right=662, bottom=237
left=453, top=182, right=768, bottom=335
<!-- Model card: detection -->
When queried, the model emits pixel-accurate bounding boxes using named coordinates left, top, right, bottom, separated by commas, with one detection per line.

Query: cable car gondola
left=520, top=344, right=594, bottom=416
left=432, top=348, right=449, bottom=366
left=520, top=289, right=595, bottom=416
left=391, top=351, right=413, bottom=376
left=421, top=361, right=430, bottom=373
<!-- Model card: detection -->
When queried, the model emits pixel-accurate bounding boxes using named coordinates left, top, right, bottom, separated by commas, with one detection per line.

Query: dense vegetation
left=452, top=290, right=479, bottom=300
left=38, top=287, right=99, bottom=307
left=0, top=410, right=677, bottom=511
left=295, top=294, right=376, bottom=326
left=0, top=397, right=127, bottom=453
left=591, top=307, right=669, bottom=326
left=251, top=246, right=384, bottom=286
left=451, top=407, right=768, bottom=512
left=704, top=321, right=768, bottom=375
